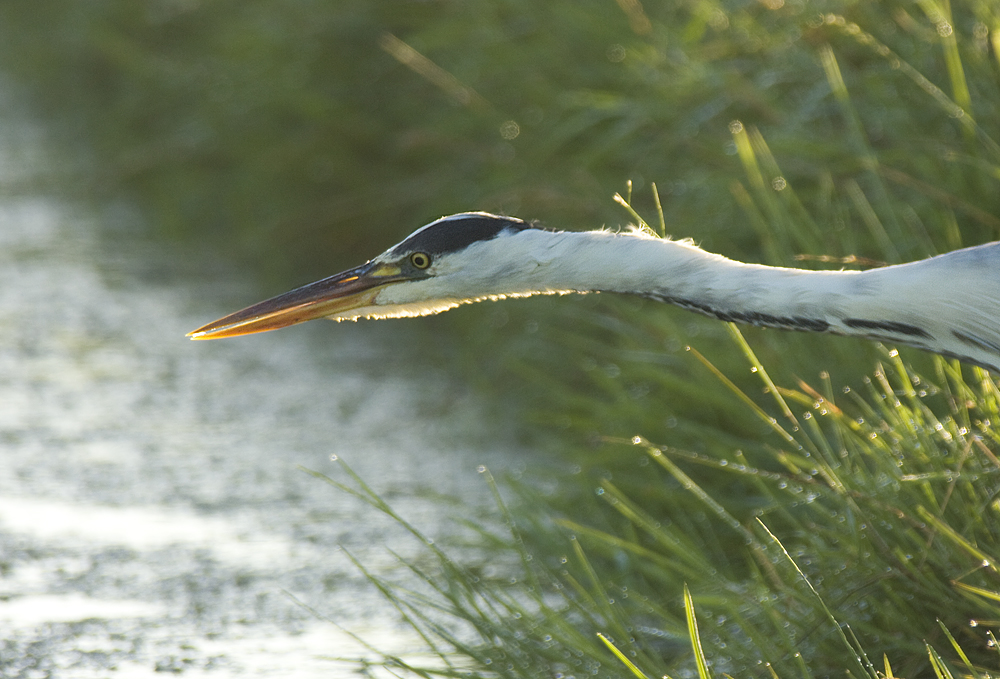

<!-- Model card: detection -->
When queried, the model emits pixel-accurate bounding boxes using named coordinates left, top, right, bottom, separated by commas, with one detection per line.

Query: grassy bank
left=322, top=338, right=1000, bottom=677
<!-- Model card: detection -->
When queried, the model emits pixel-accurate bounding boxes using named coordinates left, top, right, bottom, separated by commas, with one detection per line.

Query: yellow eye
left=410, top=252, right=431, bottom=269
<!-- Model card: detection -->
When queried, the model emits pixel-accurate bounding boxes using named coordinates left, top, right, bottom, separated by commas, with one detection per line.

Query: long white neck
left=506, top=229, right=1000, bottom=372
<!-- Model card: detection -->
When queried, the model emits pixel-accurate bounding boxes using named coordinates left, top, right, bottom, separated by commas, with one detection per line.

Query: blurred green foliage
left=1, top=0, right=996, bottom=255
left=0, top=0, right=997, bottom=442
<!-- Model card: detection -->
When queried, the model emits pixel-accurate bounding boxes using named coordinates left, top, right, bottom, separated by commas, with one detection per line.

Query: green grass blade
left=597, top=633, right=655, bottom=679
left=650, top=181, right=665, bottom=238
left=953, top=582, right=1000, bottom=604
left=926, top=643, right=956, bottom=679
left=935, top=619, right=978, bottom=677
left=916, top=505, right=1000, bottom=569
left=725, top=324, right=794, bottom=422
left=684, top=584, right=712, bottom=679
left=755, top=519, right=876, bottom=679
left=614, top=190, right=651, bottom=234
left=916, top=0, right=972, bottom=118
left=685, top=345, right=799, bottom=447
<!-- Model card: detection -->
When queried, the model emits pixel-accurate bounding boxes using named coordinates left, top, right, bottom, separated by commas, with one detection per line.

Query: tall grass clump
left=491, top=0, right=1000, bottom=484
left=321, top=335, right=1000, bottom=677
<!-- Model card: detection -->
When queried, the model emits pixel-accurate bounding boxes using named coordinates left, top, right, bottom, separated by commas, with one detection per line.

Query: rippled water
left=0, top=94, right=518, bottom=678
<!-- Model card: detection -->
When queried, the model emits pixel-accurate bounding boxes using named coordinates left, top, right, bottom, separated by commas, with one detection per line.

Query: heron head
left=188, top=213, right=545, bottom=339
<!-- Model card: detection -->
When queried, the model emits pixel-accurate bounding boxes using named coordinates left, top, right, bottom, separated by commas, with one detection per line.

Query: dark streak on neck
left=843, top=318, right=931, bottom=339
left=644, top=293, right=831, bottom=332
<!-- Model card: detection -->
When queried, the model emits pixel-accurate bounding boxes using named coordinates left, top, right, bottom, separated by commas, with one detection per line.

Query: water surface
left=0, top=94, right=517, bottom=678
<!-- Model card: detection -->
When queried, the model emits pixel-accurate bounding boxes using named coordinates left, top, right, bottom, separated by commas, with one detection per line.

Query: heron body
left=189, top=212, right=1000, bottom=373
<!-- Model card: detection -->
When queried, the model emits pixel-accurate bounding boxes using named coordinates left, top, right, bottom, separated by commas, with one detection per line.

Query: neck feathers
left=520, top=230, right=1000, bottom=372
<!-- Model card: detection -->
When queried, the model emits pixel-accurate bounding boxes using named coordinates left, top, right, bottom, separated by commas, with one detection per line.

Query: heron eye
left=410, top=252, right=431, bottom=269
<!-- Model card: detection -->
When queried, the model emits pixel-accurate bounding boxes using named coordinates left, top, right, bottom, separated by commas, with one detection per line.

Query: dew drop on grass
left=329, top=454, right=338, bottom=461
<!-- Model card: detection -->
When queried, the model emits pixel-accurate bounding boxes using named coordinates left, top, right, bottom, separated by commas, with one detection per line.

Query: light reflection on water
left=0, top=98, right=516, bottom=677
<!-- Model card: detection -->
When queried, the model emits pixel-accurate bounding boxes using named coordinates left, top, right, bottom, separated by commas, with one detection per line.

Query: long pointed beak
left=188, top=262, right=407, bottom=340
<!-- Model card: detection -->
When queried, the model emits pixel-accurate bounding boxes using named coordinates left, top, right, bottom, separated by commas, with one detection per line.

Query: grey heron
left=189, top=212, right=1000, bottom=373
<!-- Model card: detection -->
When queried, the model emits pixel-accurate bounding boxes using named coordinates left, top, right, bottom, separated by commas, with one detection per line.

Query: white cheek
left=375, top=279, right=432, bottom=306
left=337, top=283, right=461, bottom=320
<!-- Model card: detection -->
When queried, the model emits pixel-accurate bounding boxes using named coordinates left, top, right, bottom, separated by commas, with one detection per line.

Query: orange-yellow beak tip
left=187, top=263, right=403, bottom=340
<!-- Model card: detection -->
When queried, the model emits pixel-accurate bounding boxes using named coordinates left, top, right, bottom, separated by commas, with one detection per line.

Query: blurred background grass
left=1, top=0, right=998, bottom=435
left=2, top=0, right=1000, bottom=674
